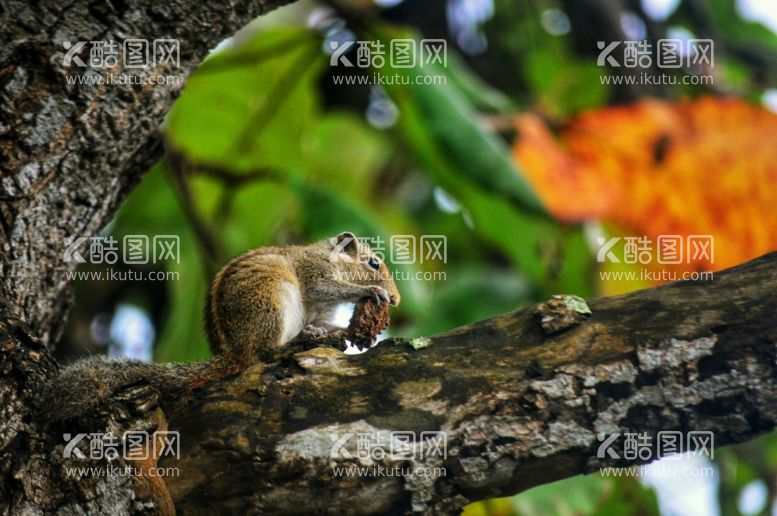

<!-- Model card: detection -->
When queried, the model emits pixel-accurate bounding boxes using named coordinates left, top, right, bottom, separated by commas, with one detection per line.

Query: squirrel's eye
left=368, top=257, right=380, bottom=270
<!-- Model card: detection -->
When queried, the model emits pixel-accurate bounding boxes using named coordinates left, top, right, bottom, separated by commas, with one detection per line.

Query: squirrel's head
left=327, top=232, right=400, bottom=306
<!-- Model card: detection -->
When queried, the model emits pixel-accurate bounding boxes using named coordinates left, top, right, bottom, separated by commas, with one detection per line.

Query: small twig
left=235, top=46, right=321, bottom=156
left=193, top=165, right=280, bottom=186
left=164, top=149, right=224, bottom=277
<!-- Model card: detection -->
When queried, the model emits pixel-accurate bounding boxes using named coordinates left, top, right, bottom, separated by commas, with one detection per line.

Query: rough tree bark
left=160, top=252, right=777, bottom=514
left=0, top=1, right=293, bottom=513
left=1, top=1, right=776, bottom=515
left=5, top=251, right=775, bottom=514
left=0, top=0, right=293, bottom=348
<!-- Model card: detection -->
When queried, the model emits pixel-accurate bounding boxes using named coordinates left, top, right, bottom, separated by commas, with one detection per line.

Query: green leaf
left=444, top=53, right=515, bottom=113
left=166, top=27, right=322, bottom=174
left=593, top=477, right=660, bottom=516
left=385, top=61, right=545, bottom=214
left=510, top=474, right=609, bottom=516
left=113, top=163, right=189, bottom=235
left=301, top=113, right=391, bottom=200
left=220, top=180, right=299, bottom=256
left=154, top=227, right=211, bottom=362
left=405, top=267, right=531, bottom=337
left=525, top=42, right=608, bottom=117
left=372, top=33, right=594, bottom=296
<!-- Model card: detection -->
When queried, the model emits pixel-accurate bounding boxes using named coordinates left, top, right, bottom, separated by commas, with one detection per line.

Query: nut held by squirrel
left=347, top=297, right=391, bottom=351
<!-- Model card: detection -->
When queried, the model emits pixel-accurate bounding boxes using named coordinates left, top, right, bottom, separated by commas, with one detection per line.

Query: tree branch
left=0, top=0, right=294, bottom=348
left=162, top=252, right=777, bottom=514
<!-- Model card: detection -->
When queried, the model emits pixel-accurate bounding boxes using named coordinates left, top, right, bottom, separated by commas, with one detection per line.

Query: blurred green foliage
left=90, top=0, right=777, bottom=514
left=113, top=20, right=596, bottom=361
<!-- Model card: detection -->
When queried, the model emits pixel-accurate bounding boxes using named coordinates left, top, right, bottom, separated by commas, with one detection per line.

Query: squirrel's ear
left=332, top=232, right=359, bottom=257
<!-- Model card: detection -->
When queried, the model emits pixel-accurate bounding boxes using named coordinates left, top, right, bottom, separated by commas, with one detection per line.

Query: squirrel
left=43, top=232, right=400, bottom=423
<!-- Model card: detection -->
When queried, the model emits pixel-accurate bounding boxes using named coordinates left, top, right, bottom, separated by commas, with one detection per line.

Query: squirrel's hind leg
left=220, top=277, right=290, bottom=365
left=301, top=305, right=343, bottom=336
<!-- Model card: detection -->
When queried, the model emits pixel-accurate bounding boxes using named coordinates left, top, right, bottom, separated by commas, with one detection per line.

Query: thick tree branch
left=0, top=0, right=293, bottom=347
left=161, top=252, right=777, bottom=514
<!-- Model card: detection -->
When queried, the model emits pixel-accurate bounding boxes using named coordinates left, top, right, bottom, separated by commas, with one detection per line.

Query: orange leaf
left=512, top=97, right=777, bottom=275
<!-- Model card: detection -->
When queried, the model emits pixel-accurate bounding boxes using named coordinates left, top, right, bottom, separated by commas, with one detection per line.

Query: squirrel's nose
left=389, top=294, right=399, bottom=306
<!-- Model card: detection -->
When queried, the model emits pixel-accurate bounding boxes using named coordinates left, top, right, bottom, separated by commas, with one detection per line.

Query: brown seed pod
left=346, top=297, right=391, bottom=351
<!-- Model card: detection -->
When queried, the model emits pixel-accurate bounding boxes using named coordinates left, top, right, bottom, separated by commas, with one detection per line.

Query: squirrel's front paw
left=366, top=286, right=390, bottom=305
left=300, top=324, right=329, bottom=339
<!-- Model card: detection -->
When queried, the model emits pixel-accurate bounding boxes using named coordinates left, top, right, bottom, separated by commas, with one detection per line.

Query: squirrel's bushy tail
left=41, top=356, right=230, bottom=424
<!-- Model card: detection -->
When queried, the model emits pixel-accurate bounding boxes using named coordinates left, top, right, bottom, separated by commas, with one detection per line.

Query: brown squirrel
left=43, top=232, right=400, bottom=422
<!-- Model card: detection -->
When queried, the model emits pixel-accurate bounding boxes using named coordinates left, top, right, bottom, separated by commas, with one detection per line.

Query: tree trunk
left=0, top=0, right=292, bottom=348
left=0, top=1, right=292, bottom=512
